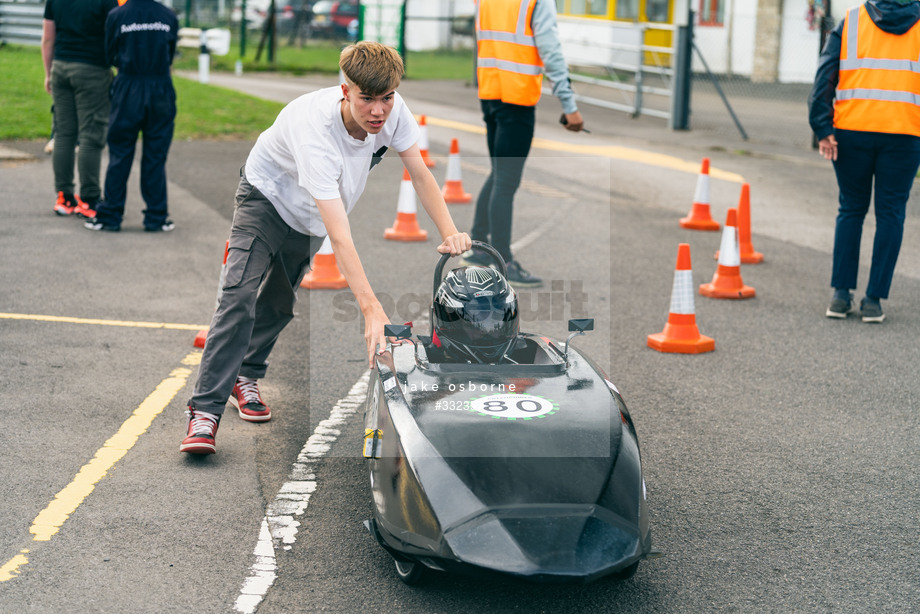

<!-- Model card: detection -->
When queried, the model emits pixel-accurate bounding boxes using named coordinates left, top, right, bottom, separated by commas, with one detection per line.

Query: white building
left=393, top=0, right=854, bottom=84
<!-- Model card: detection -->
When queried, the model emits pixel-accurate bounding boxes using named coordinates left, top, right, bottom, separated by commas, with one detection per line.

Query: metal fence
left=2, top=0, right=815, bottom=149
left=0, top=0, right=44, bottom=46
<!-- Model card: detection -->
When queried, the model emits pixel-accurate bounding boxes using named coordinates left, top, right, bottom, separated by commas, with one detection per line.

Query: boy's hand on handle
left=437, top=232, right=472, bottom=256
left=364, top=302, right=391, bottom=368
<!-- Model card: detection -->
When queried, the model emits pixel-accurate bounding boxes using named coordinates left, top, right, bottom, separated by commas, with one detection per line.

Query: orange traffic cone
left=385, top=168, right=428, bottom=241
left=680, top=157, right=720, bottom=231
left=194, top=239, right=230, bottom=348
left=736, top=183, right=763, bottom=264
left=301, top=236, right=348, bottom=289
left=418, top=115, right=436, bottom=168
left=647, top=244, right=715, bottom=354
left=700, top=208, right=756, bottom=299
left=441, top=138, right=471, bottom=204
left=715, top=183, right=764, bottom=263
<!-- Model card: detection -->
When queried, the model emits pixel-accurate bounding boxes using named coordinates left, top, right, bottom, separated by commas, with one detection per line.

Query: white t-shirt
left=244, top=85, right=420, bottom=237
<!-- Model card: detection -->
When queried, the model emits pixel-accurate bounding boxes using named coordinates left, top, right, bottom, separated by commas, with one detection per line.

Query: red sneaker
left=179, top=408, right=220, bottom=454
left=73, top=195, right=97, bottom=219
left=53, top=192, right=76, bottom=216
left=230, top=377, right=272, bottom=422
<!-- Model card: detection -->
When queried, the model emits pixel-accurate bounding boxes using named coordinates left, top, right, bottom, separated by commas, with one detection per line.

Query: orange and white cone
left=385, top=168, right=428, bottom=241
left=715, top=183, right=764, bottom=263
left=441, top=138, right=471, bottom=204
left=736, top=183, right=763, bottom=264
left=194, top=239, right=230, bottom=348
left=418, top=115, right=436, bottom=168
left=700, top=208, right=756, bottom=299
left=301, top=236, right=348, bottom=290
left=647, top=244, right=715, bottom=354
left=680, top=157, right=720, bottom=231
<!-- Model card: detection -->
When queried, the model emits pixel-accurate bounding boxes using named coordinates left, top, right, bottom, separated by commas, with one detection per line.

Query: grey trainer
left=860, top=298, right=885, bottom=323
left=825, top=294, right=853, bottom=319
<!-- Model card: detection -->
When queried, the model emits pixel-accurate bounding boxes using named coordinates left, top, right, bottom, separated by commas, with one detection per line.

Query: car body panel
left=364, top=333, right=654, bottom=583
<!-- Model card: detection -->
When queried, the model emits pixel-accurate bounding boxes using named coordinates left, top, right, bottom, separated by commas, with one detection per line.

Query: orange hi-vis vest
left=835, top=5, right=920, bottom=136
left=476, top=0, right=544, bottom=106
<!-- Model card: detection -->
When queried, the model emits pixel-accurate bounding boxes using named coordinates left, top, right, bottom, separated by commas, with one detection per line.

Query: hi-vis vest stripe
left=835, top=5, right=920, bottom=136
left=476, top=0, right=544, bottom=106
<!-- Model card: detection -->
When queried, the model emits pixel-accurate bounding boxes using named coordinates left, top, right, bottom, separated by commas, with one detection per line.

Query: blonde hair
left=339, top=41, right=404, bottom=96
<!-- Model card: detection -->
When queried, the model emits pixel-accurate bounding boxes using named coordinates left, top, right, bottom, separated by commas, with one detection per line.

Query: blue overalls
left=96, top=0, right=178, bottom=229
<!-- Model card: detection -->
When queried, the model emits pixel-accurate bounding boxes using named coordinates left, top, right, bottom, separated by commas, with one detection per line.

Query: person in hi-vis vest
left=464, top=0, right=585, bottom=288
left=809, top=0, right=920, bottom=323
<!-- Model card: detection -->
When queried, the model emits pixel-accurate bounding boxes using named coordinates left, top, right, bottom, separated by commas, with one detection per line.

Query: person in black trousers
left=85, top=0, right=179, bottom=232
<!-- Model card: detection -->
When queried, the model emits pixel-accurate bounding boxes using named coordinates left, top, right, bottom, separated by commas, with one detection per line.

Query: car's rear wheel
left=611, top=561, right=639, bottom=580
left=394, top=559, right=426, bottom=585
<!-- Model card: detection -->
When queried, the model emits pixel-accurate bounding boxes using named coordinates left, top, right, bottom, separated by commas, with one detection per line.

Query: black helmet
left=432, top=265, right=519, bottom=363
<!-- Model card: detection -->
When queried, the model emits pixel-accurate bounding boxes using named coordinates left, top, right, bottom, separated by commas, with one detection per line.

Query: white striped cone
left=418, top=115, right=436, bottom=168
left=700, top=208, right=755, bottom=299
left=301, top=236, right=348, bottom=289
left=679, top=157, right=720, bottom=231
left=441, top=138, right=471, bottom=204
left=384, top=168, right=427, bottom=241
left=647, top=243, right=714, bottom=353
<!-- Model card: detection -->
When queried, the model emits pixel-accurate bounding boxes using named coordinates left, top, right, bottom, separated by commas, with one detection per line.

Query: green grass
left=0, top=44, right=283, bottom=141
left=170, top=39, right=475, bottom=81
left=0, top=45, right=52, bottom=140
left=173, top=78, right=283, bottom=140
left=0, top=41, right=473, bottom=141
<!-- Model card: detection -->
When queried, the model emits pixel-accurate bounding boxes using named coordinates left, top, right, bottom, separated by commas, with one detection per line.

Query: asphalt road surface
left=1, top=75, right=918, bottom=613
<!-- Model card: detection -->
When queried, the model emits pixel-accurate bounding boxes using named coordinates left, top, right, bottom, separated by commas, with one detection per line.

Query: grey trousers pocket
left=223, top=234, right=257, bottom=290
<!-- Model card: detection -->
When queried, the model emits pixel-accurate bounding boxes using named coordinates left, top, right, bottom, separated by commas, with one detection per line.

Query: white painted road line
left=234, top=371, right=371, bottom=614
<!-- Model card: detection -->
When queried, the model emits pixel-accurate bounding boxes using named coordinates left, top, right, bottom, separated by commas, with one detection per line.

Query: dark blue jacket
left=104, top=0, right=179, bottom=78
left=808, top=0, right=920, bottom=140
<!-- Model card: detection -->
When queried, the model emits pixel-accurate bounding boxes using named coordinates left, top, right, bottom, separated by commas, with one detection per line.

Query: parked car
left=309, top=0, right=358, bottom=39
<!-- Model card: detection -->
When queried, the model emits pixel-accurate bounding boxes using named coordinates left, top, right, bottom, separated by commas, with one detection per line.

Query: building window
left=588, top=0, right=608, bottom=15
left=563, top=0, right=609, bottom=16
left=699, top=0, right=724, bottom=26
left=646, top=0, right=669, bottom=22
left=616, top=0, right=638, bottom=20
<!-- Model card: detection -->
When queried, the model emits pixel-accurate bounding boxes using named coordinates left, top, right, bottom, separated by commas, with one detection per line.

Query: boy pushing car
left=181, top=41, right=470, bottom=455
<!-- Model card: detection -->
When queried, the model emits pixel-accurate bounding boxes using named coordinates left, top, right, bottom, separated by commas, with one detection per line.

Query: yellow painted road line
left=0, top=551, right=29, bottom=583
left=0, top=312, right=207, bottom=331
left=0, top=351, right=201, bottom=582
left=421, top=115, right=745, bottom=183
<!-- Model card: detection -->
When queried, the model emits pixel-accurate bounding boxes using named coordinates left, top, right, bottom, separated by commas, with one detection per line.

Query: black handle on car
left=432, top=240, right=507, bottom=298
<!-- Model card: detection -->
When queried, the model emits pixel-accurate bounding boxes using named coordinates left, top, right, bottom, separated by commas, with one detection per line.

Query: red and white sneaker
left=179, top=408, right=220, bottom=454
left=53, top=192, right=76, bottom=216
left=230, top=376, right=272, bottom=422
left=72, top=195, right=97, bottom=219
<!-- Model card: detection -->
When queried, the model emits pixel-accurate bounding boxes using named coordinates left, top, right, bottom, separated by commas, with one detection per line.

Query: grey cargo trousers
left=189, top=170, right=324, bottom=415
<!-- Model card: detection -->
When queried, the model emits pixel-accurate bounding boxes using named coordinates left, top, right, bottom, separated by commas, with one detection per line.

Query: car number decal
left=468, top=393, right=558, bottom=420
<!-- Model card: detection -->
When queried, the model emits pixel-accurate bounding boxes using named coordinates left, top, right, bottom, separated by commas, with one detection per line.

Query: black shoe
left=505, top=260, right=543, bottom=288
left=84, top=216, right=121, bottom=232
left=860, top=297, right=885, bottom=323
left=145, top=219, right=175, bottom=232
